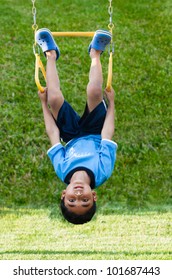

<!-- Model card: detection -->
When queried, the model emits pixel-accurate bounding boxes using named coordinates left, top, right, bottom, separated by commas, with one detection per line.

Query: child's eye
left=83, top=198, right=89, bottom=202
left=69, top=199, right=75, bottom=202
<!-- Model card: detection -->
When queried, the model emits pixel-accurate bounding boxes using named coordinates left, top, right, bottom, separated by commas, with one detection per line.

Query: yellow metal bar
left=35, top=54, right=46, bottom=93
left=106, top=52, right=113, bottom=91
left=51, top=31, right=95, bottom=37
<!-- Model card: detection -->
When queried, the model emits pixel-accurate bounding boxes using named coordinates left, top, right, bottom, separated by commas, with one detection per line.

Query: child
left=36, top=28, right=117, bottom=224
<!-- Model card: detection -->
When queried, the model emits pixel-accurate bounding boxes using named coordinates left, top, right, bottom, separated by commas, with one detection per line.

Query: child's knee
left=47, top=89, right=64, bottom=105
left=87, top=83, right=102, bottom=99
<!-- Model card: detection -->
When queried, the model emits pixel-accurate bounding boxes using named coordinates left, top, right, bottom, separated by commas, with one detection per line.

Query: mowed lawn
left=0, top=207, right=171, bottom=260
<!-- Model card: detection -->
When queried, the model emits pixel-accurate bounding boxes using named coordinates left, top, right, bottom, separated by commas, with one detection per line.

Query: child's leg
left=46, top=50, right=64, bottom=119
left=86, top=49, right=103, bottom=112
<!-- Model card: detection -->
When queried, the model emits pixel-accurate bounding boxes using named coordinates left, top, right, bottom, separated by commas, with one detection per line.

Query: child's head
left=60, top=182, right=97, bottom=224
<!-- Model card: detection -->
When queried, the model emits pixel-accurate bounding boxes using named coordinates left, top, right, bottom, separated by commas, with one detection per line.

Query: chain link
left=31, top=0, right=38, bottom=31
left=31, top=0, right=39, bottom=55
left=108, top=0, right=114, bottom=30
left=108, top=0, right=114, bottom=54
left=108, top=0, right=113, bottom=23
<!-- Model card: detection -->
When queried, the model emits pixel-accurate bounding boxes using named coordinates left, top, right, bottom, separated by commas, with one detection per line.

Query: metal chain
left=108, top=0, right=114, bottom=54
left=31, top=0, right=39, bottom=55
left=32, top=0, right=38, bottom=31
left=108, top=0, right=114, bottom=30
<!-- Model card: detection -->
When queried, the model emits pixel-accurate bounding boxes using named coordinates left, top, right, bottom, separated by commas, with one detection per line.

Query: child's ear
left=92, top=191, right=97, bottom=201
left=61, top=190, right=66, bottom=199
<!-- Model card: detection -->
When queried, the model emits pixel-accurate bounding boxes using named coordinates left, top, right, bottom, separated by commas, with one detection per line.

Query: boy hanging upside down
left=36, top=28, right=117, bottom=224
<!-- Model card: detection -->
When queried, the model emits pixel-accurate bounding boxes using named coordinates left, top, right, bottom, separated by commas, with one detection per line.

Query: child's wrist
left=41, top=100, right=48, bottom=107
left=108, top=100, right=114, bottom=106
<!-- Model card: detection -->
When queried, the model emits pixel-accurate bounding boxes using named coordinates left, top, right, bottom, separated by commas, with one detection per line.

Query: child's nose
left=75, top=190, right=82, bottom=196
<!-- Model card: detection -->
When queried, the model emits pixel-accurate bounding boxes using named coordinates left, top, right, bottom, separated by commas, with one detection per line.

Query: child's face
left=61, top=182, right=97, bottom=215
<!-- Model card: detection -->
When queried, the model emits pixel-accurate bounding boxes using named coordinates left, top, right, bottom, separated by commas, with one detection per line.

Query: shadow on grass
left=0, top=203, right=172, bottom=219
left=0, top=250, right=171, bottom=257
left=0, top=208, right=43, bottom=216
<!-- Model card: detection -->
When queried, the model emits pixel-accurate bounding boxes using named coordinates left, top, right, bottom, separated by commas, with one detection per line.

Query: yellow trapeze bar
left=106, top=52, right=113, bottom=91
left=51, top=31, right=95, bottom=37
left=35, top=53, right=46, bottom=93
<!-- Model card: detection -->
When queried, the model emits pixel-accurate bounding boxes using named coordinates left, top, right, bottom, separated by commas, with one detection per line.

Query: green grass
left=0, top=207, right=171, bottom=260
left=0, top=0, right=171, bottom=207
left=0, top=0, right=172, bottom=260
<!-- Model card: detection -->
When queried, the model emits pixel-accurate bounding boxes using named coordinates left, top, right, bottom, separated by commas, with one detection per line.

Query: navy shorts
left=56, top=100, right=107, bottom=143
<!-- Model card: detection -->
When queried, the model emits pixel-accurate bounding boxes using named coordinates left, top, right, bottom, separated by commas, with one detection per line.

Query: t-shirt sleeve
left=97, top=139, right=117, bottom=185
left=47, top=143, right=65, bottom=181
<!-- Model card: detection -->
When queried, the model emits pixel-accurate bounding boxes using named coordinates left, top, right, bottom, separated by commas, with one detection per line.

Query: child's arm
left=101, top=88, right=115, bottom=140
left=38, top=89, right=60, bottom=146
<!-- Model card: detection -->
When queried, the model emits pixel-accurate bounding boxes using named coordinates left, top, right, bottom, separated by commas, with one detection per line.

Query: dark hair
left=60, top=198, right=96, bottom=225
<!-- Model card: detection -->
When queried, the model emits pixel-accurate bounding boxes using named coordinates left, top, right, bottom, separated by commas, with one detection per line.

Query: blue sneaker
left=35, top=28, right=60, bottom=60
left=88, top=30, right=112, bottom=54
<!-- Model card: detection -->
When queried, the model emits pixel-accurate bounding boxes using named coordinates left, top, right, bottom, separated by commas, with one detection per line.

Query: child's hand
left=38, top=87, right=47, bottom=104
left=104, top=87, right=115, bottom=103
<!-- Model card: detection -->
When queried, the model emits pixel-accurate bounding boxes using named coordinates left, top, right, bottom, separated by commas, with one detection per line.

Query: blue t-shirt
left=47, top=135, right=117, bottom=188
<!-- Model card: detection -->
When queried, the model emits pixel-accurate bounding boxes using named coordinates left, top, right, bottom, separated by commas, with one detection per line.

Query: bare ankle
left=46, top=50, right=57, bottom=60
left=90, top=48, right=101, bottom=59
